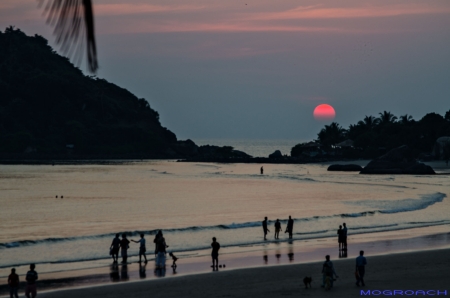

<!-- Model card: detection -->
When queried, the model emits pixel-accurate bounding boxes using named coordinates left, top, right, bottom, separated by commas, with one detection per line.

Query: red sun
left=313, top=104, right=336, bottom=121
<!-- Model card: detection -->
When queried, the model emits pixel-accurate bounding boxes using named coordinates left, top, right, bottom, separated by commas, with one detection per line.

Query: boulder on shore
left=327, top=164, right=363, bottom=172
left=360, top=145, right=435, bottom=175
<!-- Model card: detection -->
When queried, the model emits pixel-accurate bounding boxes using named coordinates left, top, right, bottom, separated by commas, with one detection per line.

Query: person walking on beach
left=262, top=217, right=270, bottom=240
left=260, top=166, right=264, bottom=175
left=321, top=255, right=338, bottom=289
left=285, top=216, right=294, bottom=239
left=131, top=233, right=148, bottom=264
left=155, top=232, right=168, bottom=268
left=274, top=219, right=282, bottom=239
left=337, top=225, right=344, bottom=250
left=356, top=250, right=367, bottom=287
left=120, top=234, right=130, bottom=263
left=342, top=223, right=348, bottom=250
left=211, top=237, right=220, bottom=268
left=25, top=264, right=38, bottom=298
left=110, top=233, right=121, bottom=263
left=8, top=268, right=19, bottom=298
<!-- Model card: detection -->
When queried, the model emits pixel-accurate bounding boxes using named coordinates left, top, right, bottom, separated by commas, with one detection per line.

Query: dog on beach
left=303, top=276, right=312, bottom=289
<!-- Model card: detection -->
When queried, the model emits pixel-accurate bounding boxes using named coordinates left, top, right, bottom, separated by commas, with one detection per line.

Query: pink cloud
left=248, top=4, right=450, bottom=21
left=95, top=3, right=204, bottom=16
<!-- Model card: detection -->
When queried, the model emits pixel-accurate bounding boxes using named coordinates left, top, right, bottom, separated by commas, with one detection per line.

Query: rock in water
left=360, top=145, right=435, bottom=174
left=327, top=164, right=363, bottom=171
left=269, top=150, right=282, bottom=158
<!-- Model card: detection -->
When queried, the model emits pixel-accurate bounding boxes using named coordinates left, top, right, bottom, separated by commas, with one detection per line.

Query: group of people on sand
left=7, top=264, right=38, bottom=298
left=262, top=216, right=294, bottom=240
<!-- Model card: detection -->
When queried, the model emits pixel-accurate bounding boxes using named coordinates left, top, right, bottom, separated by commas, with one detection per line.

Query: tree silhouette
left=378, top=111, right=397, bottom=125
left=317, top=122, right=347, bottom=147
left=357, top=115, right=379, bottom=130
left=399, top=114, right=414, bottom=125
left=445, top=109, right=450, bottom=122
left=39, top=0, right=98, bottom=72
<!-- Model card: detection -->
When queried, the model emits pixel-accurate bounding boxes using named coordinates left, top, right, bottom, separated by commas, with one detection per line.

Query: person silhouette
left=8, top=268, right=19, bottom=298
left=153, top=230, right=162, bottom=256
left=25, top=264, right=38, bottom=298
left=260, top=166, right=264, bottom=175
left=110, top=233, right=120, bottom=263
left=274, top=219, right=282, bottom=239
left=337, top=225, right=344, bottom=250
left=285, top=216, right=294, bottom=239
left=356, top=250, right=367, bottom=286
left=131, top=233, right=148, bottom=263
left=120, top=234, right=130, bottom=263
left=342, top=223, right=348, bottom=250
left=155, top=232, right=168, bottom=269
left=211, top=237, right=220, bottom=268
left=321, top=255, right=338, bottom=289
left=262, top=217, right=270, bottom=240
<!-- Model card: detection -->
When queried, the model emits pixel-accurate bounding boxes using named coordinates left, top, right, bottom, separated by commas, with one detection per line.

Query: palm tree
left=378, top=111, right=397, bottom=126
left=357, top=115, right=379, bottom=130
left=40, top=0, right=98, bottom=72
left=399, top=114, right=414, bottom=125
left=317, top=122, right=347, bottom=147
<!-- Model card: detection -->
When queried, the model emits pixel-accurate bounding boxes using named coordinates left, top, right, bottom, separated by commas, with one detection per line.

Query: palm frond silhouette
left=39, top=0, right=98, bottom=73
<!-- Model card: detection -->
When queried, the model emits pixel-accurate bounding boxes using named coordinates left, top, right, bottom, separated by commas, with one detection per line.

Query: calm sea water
left=0, top=158, right=449, bottom=278
left=193, top=139, right=302, bottom=157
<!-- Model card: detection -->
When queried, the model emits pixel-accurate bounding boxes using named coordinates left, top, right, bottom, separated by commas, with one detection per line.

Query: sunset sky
left=1, top=0, right=449, bottom=141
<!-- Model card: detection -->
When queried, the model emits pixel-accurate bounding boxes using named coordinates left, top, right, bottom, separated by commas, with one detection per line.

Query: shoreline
left=0, top=157, right=359, bottom=165
left=2, top=225, right=449, bottom=297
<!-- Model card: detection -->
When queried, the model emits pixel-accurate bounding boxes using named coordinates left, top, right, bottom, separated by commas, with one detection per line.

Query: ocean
left=0, top=147, right=449, bottom=279
left=193, top=139, right=302, bottom=157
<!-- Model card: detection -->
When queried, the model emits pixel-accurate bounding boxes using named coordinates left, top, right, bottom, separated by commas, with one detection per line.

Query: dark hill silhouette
left=0, top=27, right=236, bottom=161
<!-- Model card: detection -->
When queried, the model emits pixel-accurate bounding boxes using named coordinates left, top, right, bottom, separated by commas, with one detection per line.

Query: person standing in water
left=132, top=233, right=148, bottom=263
left=120, top=234, right=130, bottom=263
left=337, top=225, right=344, bottom=251
left=274, top=219, right=282, bottom=239
left=262, top=217, right=270, bottom=240
left=154, top=230, right=162, bottom=256
left=155, top=232, right=168, bottom=268
left=211, top=237, right=220, bottom=268
left=110, top=233, right=121, bottom=263
left=342, top=223, right=348, bottom=251
left=285, top=216, right=294, bottom=239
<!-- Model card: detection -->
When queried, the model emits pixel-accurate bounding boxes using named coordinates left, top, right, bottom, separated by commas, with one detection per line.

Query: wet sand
left=2, top=226, right=449, bottom=298
left=38, top=247, right=450, bottom=298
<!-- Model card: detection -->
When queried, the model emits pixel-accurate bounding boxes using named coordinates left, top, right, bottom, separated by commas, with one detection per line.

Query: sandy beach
left=36, top=246, right=450, bottom=298
left=2, top=226, right=449, bottom=298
